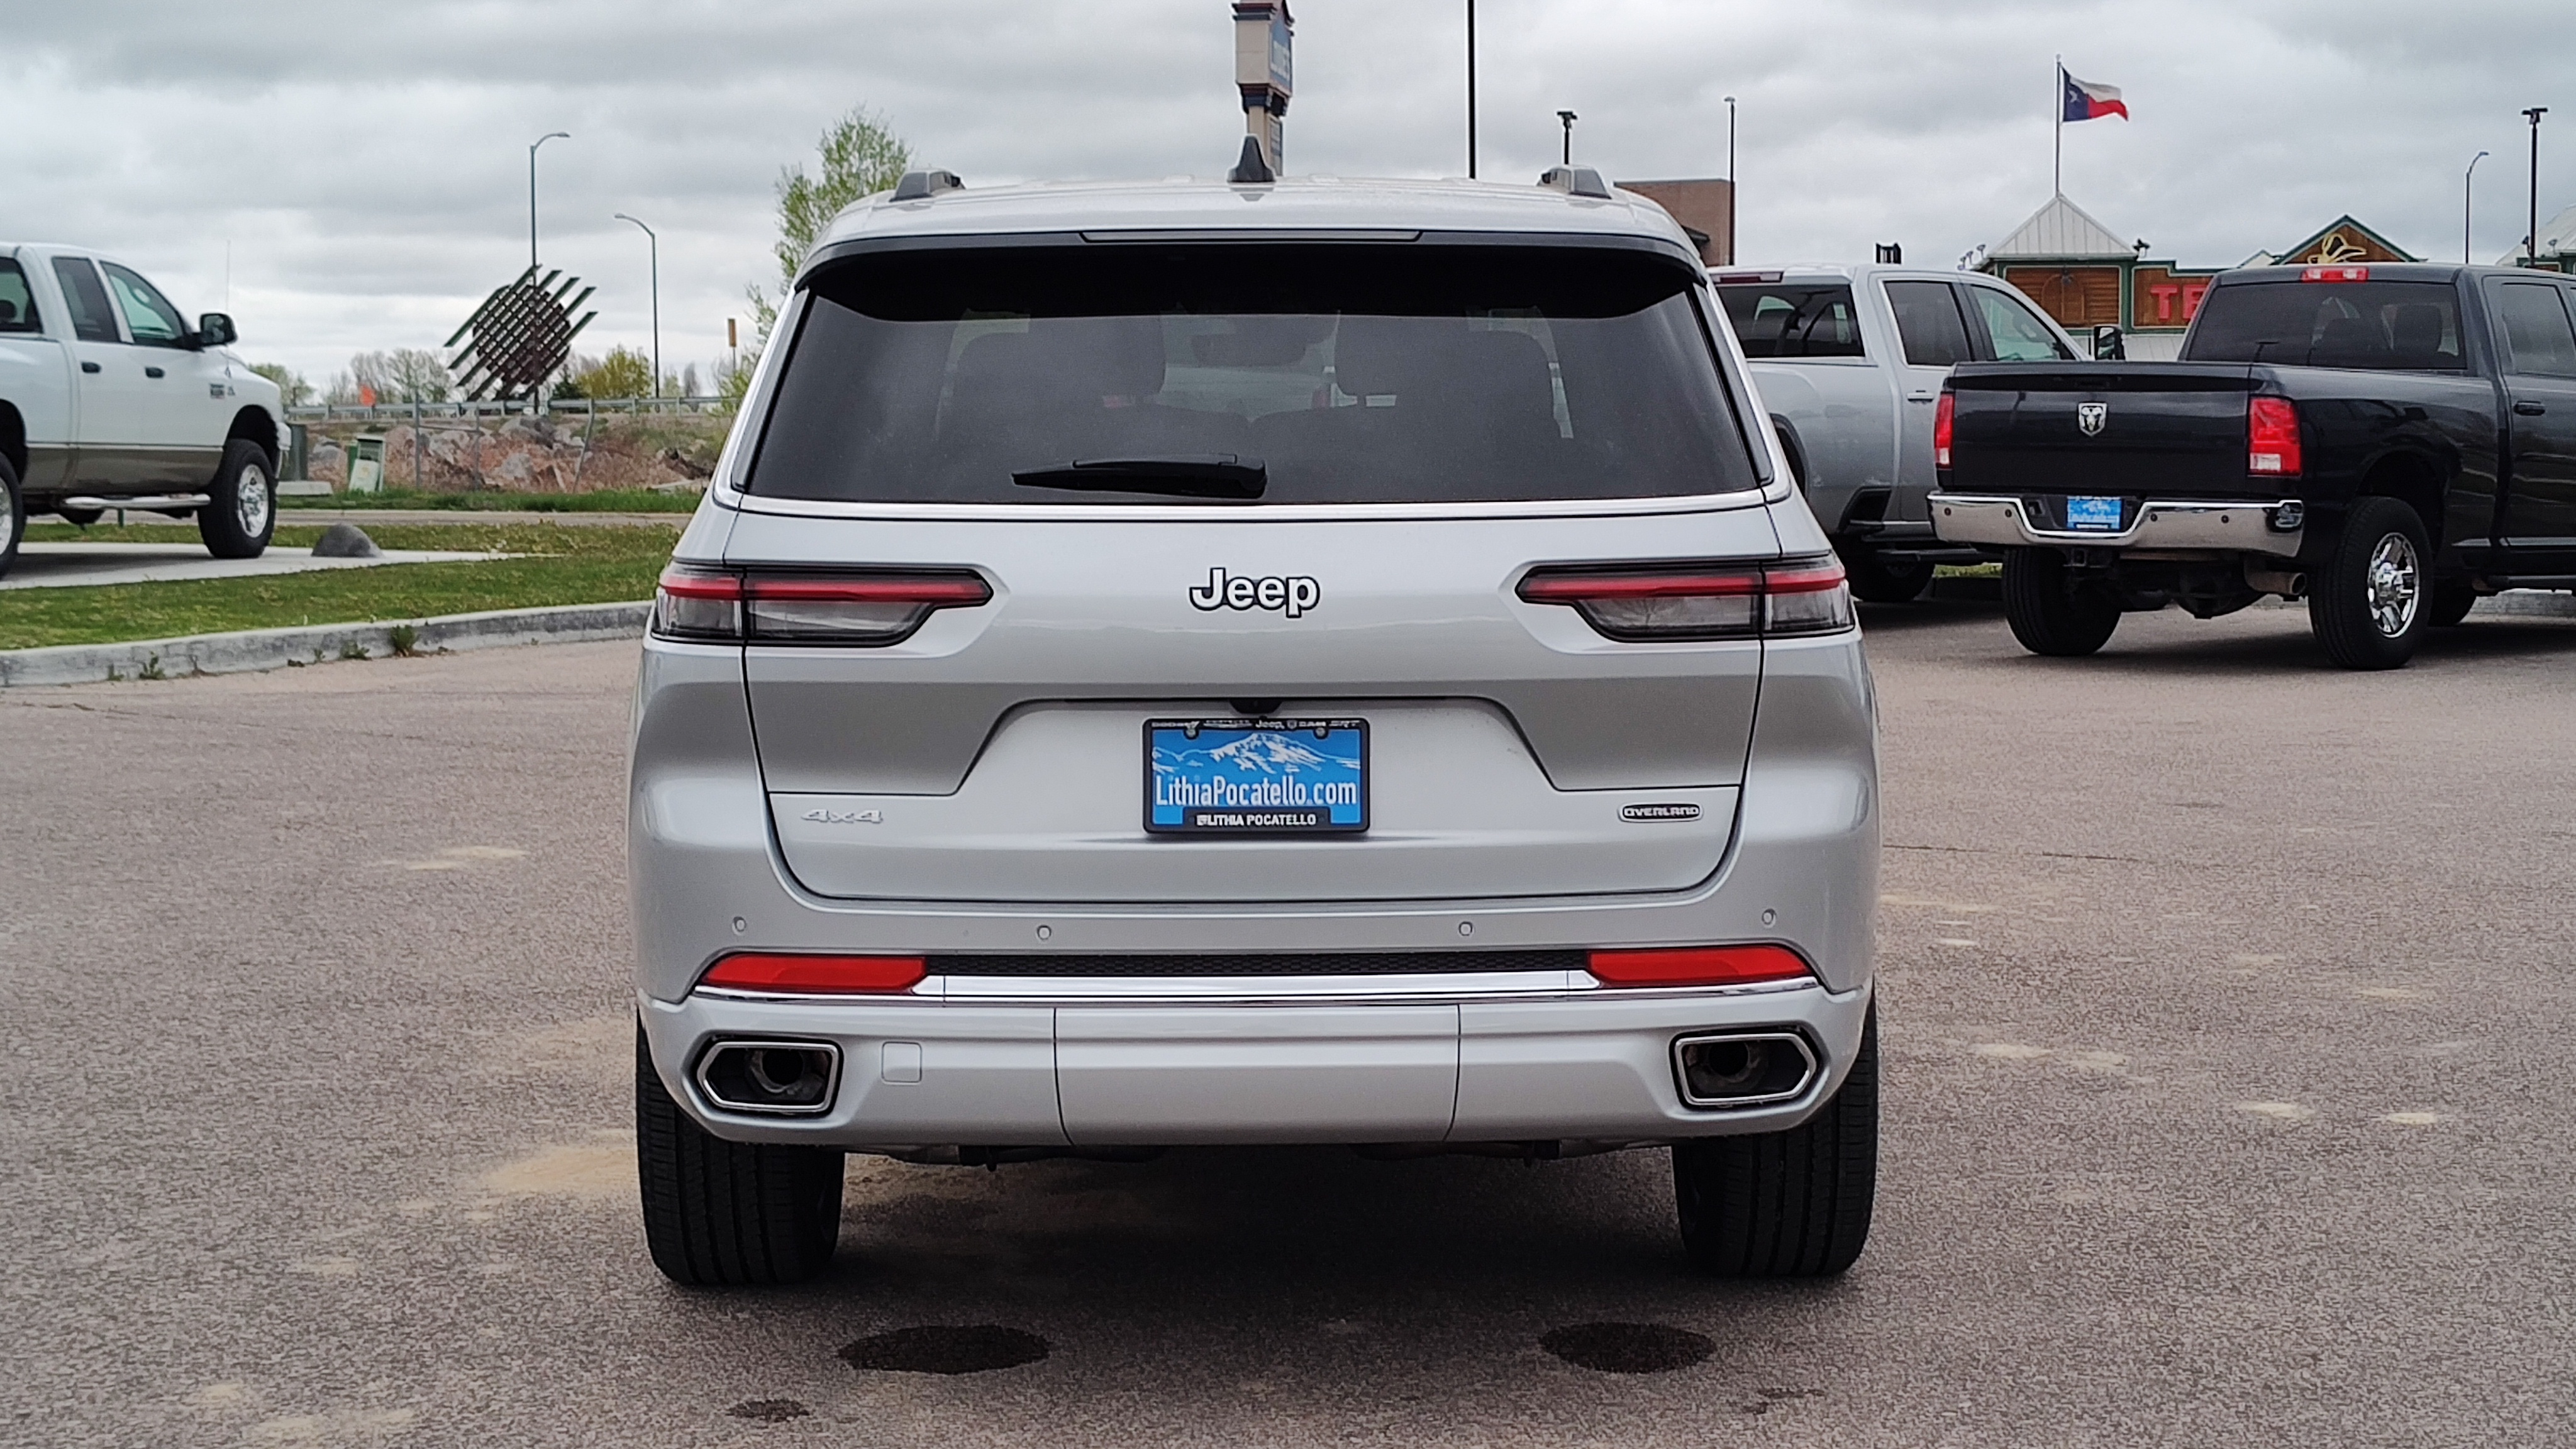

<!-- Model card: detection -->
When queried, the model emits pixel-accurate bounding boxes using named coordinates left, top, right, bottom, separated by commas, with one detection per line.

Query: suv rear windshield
left=2182, top=279, right=2467, bottom=372
left=749, top=243, right=1761, bottom=504
left=1716, top=282, right=1865, bottom=358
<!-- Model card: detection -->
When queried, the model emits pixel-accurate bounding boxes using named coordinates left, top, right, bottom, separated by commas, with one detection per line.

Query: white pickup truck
left=0, top=242, right=285, bottom=579
left=1712, top=264, right=2084, bottom=601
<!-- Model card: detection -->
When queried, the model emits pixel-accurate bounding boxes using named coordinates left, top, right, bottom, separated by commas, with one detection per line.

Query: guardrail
left=286, top=395, right=734, bottom=423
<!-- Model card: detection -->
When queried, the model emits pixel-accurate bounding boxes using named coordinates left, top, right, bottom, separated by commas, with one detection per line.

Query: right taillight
left=1588, top=944, right=1814, bottom=988
left=2247, top=396, right=2302, bottom=478
left=653, top=566, right=992, bottom=645
left=1934, top=389, right=1955, bottom=469
left=1517, top=557, right=1855, bottom=641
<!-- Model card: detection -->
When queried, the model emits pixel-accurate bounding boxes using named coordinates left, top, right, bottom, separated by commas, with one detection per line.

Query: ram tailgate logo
left=2076, top=401, right=2108, bottom=436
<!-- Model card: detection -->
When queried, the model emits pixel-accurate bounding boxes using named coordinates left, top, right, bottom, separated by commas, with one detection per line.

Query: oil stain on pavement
left=1538, top=1322, right=1714, bottom=1374
left=840, top=1325, right=1052, bottom=1375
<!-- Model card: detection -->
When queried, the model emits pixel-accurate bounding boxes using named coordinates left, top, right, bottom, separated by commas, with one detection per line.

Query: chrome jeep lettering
left=1188, top=567, right=1321, bottom=618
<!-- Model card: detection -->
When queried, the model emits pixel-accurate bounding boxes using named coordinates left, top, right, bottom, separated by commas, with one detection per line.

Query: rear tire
left=2309, top=497, right=2429, bottom=669
left=56, top=505, right=103, bottom=528
left=0, top=455, right=21, bottom=581
left=1673, top=1005, right=1877, bottom=1278
left=636, top=1026, right=844, bottom=1287
left=2001, top=548, right=2120, bottom=656
left=2427, top=579, right=2477, bottom=628
left=199, top=439, right=275, bottom=559
left=1841, top=550, right=1935, bottom=604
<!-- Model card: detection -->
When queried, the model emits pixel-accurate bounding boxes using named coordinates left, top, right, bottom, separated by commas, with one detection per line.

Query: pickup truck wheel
left=1843, top=552, right=1935, bottom=604
left=2309, top=498, right=2429, bottom=669
left=0, top=455, right=22, bottom=581
left=2428, top=579, right=2477, bottom=628
left=1672, top=1006, right=1877, bottom=1278
left=636, top=1026, right=843, bottom=1287
left=2001, top=548, right=2119, bottom=656
left=56, top=506, right=104, bottom=528
left=199, top=440, right=276, bottom=559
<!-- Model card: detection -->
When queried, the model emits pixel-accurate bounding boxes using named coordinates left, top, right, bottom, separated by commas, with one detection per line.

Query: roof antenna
left=1228, top=135, right=1276, bottom=184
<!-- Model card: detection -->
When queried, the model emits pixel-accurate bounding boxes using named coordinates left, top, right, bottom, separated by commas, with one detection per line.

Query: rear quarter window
left=2183, top=279, right=2467, bottom=372
left=0, top=259, right=39, bottom=334
left=749, top=243, right=1765, bottom=506
left=1717, top=283, right=1865, bottom=358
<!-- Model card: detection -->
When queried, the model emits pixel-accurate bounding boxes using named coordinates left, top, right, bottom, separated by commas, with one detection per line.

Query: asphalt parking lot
left=6, top=597, right=2573, bottom=1447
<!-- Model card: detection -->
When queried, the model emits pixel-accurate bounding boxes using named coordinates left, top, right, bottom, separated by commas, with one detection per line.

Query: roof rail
left=1537, top=165, right=1611, bottom=199
left=890, top=169, right=965, bottom=202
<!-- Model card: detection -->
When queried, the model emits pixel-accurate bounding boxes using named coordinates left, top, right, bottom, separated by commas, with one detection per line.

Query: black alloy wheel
left=2309, top=497, right=2430, bottom=670
left=2427, top=578, right=2478, bottom=628
left=1841, top=550, right=1936, bottom=604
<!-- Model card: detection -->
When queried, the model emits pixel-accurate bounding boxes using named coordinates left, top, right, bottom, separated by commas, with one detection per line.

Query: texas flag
left=2062, top=69, right=2129, bottom=122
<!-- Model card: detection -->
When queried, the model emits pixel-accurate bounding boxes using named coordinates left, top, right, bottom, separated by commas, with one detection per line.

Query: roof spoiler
left=890, top=170, right=965, bottom=203
left=1537, top=165, right=1612, bottom=199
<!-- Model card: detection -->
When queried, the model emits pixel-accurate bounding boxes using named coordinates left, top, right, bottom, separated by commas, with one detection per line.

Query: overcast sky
left=8, top=0, right=2571, bottom=385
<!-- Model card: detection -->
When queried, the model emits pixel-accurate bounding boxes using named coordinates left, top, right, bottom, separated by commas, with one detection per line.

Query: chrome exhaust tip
left=696, top=1039, right=841, bottom=1116
left=1670, top=1031, right=1818, bottom=1110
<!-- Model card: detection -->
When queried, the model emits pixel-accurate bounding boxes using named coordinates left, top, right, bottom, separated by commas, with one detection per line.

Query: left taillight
left=653, top=566, right=992, bottom=645
left=1934, top=390, right=1955, bottom=469
left=1516, top=557, right=1854, bottom=641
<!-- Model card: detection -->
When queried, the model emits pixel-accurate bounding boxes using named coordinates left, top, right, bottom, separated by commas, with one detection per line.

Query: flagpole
left=2053, top=57, right=2063, bottom=197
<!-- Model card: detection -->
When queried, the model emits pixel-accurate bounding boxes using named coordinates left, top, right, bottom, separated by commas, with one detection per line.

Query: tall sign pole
left=614, top=213, right=660, bottom=399
left=2467, top=150, right=2489, bottom=265
left=1466, top=0, right=1478, bottom=178
left=2053, top=57, right=2064, bottom=197
left=1231, top=2, right=1293, bottom=180
left=2527, top=108, right=2549, bottom=268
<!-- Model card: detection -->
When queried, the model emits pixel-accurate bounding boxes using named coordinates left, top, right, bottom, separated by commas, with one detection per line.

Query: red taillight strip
left=699, top=953, right=928, bottom=994
left=747, top=575, right=991, bottom=604
left=1516, top=570, right=1761, bottom=601
left=1761, top=560, right=1848, bottom=593
left=656, top=567, right=741, bottom=600
left=1934, top=391, right=1956, bottom=468
left=1588, top=944, right=1814, bottom=988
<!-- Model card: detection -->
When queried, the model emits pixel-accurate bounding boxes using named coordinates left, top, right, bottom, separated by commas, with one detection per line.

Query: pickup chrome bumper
left=1929, top=494, right=2304, bottom=557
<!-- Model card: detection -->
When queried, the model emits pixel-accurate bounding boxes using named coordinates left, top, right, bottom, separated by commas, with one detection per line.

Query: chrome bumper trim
left=1929, top=493, right=2304, bottom=557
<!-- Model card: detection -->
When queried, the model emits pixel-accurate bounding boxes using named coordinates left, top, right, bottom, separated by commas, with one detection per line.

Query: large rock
left=311, top=523, right=383, bottom=559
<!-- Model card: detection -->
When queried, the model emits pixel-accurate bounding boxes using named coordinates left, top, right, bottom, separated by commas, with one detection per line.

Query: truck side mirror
left=2091, top=325, right=2125, bottom=361
left=197, top=313, right=238, bottom=348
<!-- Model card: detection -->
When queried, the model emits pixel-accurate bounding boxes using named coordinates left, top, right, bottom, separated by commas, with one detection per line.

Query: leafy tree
left=338, top=348, right=456, bottom=405
left=250, top=362, right=313, bottom=408
left=748, top=107, right=909, bottom=340
left=566, top=346, right=656, bottom=400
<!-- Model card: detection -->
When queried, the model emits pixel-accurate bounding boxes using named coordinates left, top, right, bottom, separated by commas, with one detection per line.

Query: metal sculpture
left=443, top=267, right=597, bottom=401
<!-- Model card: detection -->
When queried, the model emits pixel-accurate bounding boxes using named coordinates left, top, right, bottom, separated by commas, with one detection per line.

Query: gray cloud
left=4, top=0, right=2565, bottom=381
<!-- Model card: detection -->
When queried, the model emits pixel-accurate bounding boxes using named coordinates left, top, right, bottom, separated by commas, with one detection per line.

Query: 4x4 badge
left=2077, top=401, right=2108, bottom=436
left=1189, top=567, right=1321, bottom=618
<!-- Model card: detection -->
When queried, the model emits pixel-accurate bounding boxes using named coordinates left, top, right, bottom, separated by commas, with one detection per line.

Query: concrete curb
left=0, top=601, right=652, bottom=687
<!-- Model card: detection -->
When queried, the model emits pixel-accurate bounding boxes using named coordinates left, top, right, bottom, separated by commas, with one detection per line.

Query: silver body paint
left=630, top=178, right=1879, bottom=1152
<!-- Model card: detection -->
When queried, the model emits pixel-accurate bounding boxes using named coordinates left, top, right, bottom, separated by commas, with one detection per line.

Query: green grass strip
left=2, top=522, right=678, bottom=650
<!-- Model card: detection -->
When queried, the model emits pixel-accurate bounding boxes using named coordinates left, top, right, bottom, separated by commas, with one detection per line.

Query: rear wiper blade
left=1012, top=455, right=1267, bottom=500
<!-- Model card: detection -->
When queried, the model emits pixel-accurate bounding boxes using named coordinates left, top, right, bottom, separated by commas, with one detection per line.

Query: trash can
left=348, top=434, right=387, bottom=494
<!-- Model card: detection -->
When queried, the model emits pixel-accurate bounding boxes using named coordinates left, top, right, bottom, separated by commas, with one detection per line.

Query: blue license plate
left=1147, top=718, right=1368, bottom=834
left=2065, top=495, right=2124, bottom=531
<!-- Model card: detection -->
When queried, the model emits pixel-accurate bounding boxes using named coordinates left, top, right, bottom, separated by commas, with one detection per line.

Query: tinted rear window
left=748, top=244, right=1761, bottom=505
left=0, top=260, right=38, bottom=333
left=1717, top=282, right=1864, bottom=358
left=2183, top=279, right=2467, bottom=371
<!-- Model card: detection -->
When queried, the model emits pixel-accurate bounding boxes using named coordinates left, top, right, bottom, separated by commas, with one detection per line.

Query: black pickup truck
left=1930, top=263, right=2576, bottom=668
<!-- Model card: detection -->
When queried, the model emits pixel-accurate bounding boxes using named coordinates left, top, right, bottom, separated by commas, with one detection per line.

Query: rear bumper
left=640, top=976, right=1870, bottom=1149
left=1929, top=492, right=2304, bottom=557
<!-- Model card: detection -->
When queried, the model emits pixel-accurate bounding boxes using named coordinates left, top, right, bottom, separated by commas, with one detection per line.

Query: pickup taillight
left=1934, top=390, right=1956, bottom=469
left=653, top=565, right=993, bottom=645
left=2247, top=396, right=2302, bottom=479
left=1517, top=558, right=1853, bottom=641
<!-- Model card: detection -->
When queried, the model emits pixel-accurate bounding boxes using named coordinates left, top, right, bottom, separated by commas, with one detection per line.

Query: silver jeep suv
left=629, top=168, right=1880, bottom=1286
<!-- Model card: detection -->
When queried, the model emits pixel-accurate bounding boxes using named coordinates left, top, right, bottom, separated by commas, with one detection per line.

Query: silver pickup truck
left=1714, top=264, right=2082, bottom=601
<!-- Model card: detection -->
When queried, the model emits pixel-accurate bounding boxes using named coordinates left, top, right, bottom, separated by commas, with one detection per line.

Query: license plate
left=2065, top=495, right=2124, bottom=531
left=1146, top=718, right=1368, bottom=834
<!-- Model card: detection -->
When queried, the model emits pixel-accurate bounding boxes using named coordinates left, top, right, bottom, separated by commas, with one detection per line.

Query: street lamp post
left=2525, top=108, right=2548, bottom=269
left=2467, top=150, right=2489, bottom=265
left=613, top=213, right=660, bottom=399
left=1558, top=109, right=1577, bottom=165
left=528, top=131, right=570, bottom=276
